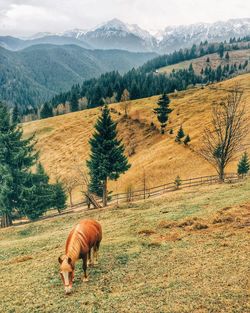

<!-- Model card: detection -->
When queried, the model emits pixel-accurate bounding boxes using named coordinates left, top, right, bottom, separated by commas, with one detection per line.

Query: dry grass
left=158, top=49, right=250, bottom=74
left=1, top=179, right=250, bottom=312
left=22, top=74, right=250, bottom=204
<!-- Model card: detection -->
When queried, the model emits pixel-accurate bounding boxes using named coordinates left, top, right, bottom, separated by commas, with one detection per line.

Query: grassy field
left=0, top=179, right=249, bottom=312
left=158, top=49, right=250, bottom=75
left=22, top=74, right=250, bottom=204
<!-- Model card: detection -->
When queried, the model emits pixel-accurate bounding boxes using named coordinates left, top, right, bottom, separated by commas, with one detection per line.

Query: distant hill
left=158, top=49, right=250, bottom=74
left=22, top=73, right=250, bottom=200
left=0, top=35, right=92, bottom=51
left=0, top=45, right=156, bottom=107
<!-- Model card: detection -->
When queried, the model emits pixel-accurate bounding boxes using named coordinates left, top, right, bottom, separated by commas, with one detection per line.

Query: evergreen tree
left=0, top=103, right=38, bottom=227
left=237, top=152, right=250, bottom=177
left=70, top=93, right=79, bottom=112
left=87, top=105, right=130, bottom=206
left=40, top=102, right=53, bottom=119
left=218, top=43, right=224, bottom=58
left=12, top=104, right=20, bottom=124
left=184, top=134, right=191, bottom=145
left=225, top=52, right=230, bottom=61
left=154, top=93, right=172, bottom=134
left=175, top=125, right=185, bottom=143
left=22, top=163, right=53, bottom=220
left=51, top=180, right=67, bottom=213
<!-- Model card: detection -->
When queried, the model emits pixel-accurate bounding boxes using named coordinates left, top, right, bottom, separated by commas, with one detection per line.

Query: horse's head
left=58, top=255, right=75, bottom=294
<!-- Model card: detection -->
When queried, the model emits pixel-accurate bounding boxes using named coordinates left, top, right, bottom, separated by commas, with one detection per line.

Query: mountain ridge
left=2, top=18, right=250, bottom=53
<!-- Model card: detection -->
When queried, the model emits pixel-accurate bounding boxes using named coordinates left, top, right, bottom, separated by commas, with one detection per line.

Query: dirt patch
left=7, top=255, right=33, bottom=265
left=158, top=203, right=250, bottom=235
left=138, top=229, right=156, bottom=236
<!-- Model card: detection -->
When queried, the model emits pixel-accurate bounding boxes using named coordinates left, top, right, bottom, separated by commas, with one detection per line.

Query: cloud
left=0, top=0, right=249, bottom=36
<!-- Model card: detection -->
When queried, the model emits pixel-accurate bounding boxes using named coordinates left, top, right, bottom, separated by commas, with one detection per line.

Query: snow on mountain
left=26, top=18, right=250, bottom=53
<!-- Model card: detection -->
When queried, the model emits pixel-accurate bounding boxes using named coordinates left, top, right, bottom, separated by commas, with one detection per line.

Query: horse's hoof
left=82, top=277, right=89, bottom=282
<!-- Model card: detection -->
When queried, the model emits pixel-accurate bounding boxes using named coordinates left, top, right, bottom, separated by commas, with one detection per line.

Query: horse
left=58, top=219, right=102, bottom=294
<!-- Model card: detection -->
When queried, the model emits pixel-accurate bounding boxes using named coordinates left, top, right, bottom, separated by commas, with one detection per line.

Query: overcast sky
left=0, top=0, right=249, bottom=36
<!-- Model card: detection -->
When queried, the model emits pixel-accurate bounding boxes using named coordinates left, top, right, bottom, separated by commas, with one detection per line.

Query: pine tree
left=51, top=180, right=67, bottom=213
left=70, top=93, right=79, bottom=112
left=0, top=103, right=38, bottom=227
left=40, top=102, right=53, bottom=119
left=225, top=52, right=230, bottom=61
left=87, top=104, right=130, bottom=206
left=218, top=43, right=224, bottom=58
left=237, top=152, right=250, bottom=177
left=184, top=134, right=191, bottom=145
left=154, top=93, right=172, bottom=134
left=22, top=163, right=53, bottom=220
left=12, top=104, right=20, bottom=124
left=175, top=126, right=185, bottom=143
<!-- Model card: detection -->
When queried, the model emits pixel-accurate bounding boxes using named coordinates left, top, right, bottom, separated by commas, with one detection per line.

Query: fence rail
left=70, top=172, right=244, bottom=210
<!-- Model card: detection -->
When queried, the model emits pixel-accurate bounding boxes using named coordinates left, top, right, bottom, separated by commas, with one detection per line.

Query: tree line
left=30, top=37, right=250, bottom=120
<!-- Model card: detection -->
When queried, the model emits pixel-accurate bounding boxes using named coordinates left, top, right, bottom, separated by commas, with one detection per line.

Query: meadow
left=1, top=179, right=249, bottom=313
left=22, top=73, right=250, bottom=204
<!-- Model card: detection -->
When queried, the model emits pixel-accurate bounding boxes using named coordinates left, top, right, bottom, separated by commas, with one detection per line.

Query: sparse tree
left=154, top=93, right=172, bottom=134
left=174, top=176, right=182, bottom=189
left=87, top=104, right=130, bottom=206
left=184, top=134, right=191, bottom=145
left=225, top=52, right=230, bottom=61
left=120, top=89, right=131, bottom=117
left=175, top=125, right=185, bottom=143
left=237, top=152, right=250, bottom=177
left=218, top=43, right=224, bottom=59
left=199, top=87, right=248, bottom=181
left=62, top=176, right=78, bottom=208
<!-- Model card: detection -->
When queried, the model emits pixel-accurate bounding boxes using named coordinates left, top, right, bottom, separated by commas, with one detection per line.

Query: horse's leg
left=93, top=241, right=100, bottom=265
left=82, top=255, right=89, bottom=282
left=87, top=248, right=93, bottom=266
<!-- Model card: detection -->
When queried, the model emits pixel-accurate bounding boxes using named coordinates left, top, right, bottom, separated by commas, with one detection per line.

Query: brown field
left=0, top=179, right=249, bottom=312
left=158, top=49, right=250, bottom=75
left=22, top=73, right=250, bottom=204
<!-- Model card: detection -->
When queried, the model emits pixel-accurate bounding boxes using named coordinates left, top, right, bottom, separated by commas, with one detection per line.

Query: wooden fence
left=70, top=172, right=242, bottom=210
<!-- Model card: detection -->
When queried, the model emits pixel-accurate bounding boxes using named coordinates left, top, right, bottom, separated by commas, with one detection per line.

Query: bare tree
left=120, top=89, right=131, bottom=117
left=199, top=86, right=248, bottom=181
left=61, top=176, right=78, bottom=208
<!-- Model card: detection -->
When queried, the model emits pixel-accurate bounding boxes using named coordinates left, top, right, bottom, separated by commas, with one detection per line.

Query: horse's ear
left=68, top=257, right=72, bottom=265
left=58, top=256, right=63, bottom=264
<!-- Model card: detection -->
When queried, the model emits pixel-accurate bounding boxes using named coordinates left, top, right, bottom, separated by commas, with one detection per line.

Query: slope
left=22, top=74, right=250, bottom=203
left=158, top=49, right=250, bottom=74
left=0, top=45, right=156, bottom=108
left=0, top=178, right=249, bottom=312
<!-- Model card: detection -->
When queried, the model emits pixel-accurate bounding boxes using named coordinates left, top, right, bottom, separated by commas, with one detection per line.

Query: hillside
left=0, top=178, right=249, bottom=312
left=0, top=45, right=156, bottom=107
left=158, top=49, right=250, bottom=74
left=23, top=74, right=250, bottom=204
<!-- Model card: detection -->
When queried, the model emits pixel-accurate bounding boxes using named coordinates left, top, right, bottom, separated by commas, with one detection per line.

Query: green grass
left=0, top=180, right=249, bottom=312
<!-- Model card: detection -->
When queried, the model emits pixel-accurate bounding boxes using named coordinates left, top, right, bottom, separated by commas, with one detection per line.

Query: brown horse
left=58, top=219, right=102, bottom=294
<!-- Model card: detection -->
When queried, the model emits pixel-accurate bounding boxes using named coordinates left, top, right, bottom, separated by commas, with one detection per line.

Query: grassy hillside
left=158, top=49, right=250, bottom=75
left=0, top=45, right=156, bottom=107
left=22, top=73, right=250, bottom=204
left=0, top=179, right=249, bottom=312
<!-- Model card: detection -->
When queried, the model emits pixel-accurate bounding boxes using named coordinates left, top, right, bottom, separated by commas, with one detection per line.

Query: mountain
left=159, top=18, right=250, bottom=52
left=37, top=18, right=250, bottom=53
left=0, top=35, right=92, bottom=51
left=2, top=18, right=249, bottom=54
left=72, top=19, right=157, bottom=52
left=0, top=44, right=156, bottom=108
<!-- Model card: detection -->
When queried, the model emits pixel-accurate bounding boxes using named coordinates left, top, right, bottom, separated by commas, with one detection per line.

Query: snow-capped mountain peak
left=27, top=17, right=250, bottom=53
